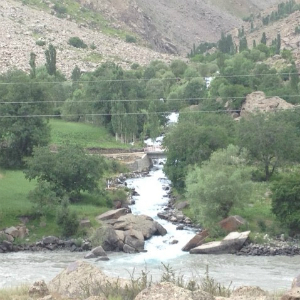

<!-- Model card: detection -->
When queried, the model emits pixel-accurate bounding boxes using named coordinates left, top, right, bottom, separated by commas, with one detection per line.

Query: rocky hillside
left=79, top=0, right=284, bottom=55
left=0, top=0, right=288, bottom=77
left=0, top=0, right=182, bottom=77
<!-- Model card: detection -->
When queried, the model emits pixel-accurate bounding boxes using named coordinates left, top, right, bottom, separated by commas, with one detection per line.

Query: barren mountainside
left=0, top=0, right=292, bottom=76
left=79, top=0, right=284, bottom=54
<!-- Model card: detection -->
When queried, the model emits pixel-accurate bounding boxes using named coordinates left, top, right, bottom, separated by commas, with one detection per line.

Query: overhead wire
left=0, top=72, right=298, bottom=85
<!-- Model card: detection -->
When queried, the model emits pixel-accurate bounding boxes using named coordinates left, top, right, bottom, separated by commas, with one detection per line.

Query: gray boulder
left=42, top=236, right=59, bottom=245
left=190, top=231, right=250, bottom=254
left=113, top=214, right=167, bottom=239
left=84, top=246, right=108, bottom=259
left=96, top=208, right=128, bottom=222
left=124, top=229, right=145, bottom=251
left=48, top=261, right=130, bottom=299
left=182, top=230, right=209, bottom=252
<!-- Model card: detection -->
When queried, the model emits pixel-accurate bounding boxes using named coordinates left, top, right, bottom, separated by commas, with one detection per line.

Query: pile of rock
left=237, top=241, right=300, bottom=256
left=0, top=234, right=92, bottom=253
left=95, top=208, right=167, bottom=254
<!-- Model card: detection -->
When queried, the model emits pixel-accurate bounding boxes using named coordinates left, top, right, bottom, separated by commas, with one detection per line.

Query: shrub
left=56, top=198, right=79, bottom=237
left=28, top=181, right=59, bottom=215
left=53, top=3, right=67, bottom=15
left=36, top=40, right=46, bottom=46
left=90, top=42, right=97, bottom=50
left=68, top=37, right=88, bottom=49
left=125, top=35, right=137, bottom=43
left=271, top=173, right=300, bottom=235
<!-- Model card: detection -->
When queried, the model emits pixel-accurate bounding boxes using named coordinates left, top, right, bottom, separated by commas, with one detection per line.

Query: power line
left=1, top=95, right=300, bottom=105
left=0, top=106, right=299, bottom=119
left=0, top=72, right=298, bottom=85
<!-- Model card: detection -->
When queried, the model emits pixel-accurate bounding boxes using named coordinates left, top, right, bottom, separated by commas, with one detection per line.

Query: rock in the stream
left=190, top=231, right=250, bottom=254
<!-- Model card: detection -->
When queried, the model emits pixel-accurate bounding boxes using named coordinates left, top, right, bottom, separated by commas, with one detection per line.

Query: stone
left=85, top=246, right=108, bottom=259
left=281, top=287, right=300, bottom=300
left=230, top=286, right=269, bottom=300
left=190, top=231, right=250, bottom=254
left=96, top=208, right=128, bottom=222
left=28, top=280, right=49, bottom=298
left=182, top=230, right=209, bottom=252
left=5, top=226, right=19, bottom=238
left=219, top=215, right=246, bottom=232
left=48, top=261, right=130, bottom=299
left=42, top=236, right=59, bottom=245
left=175, top=201, right=190, bottom=210
left=113, top=214, right=167, bottom=239
left=123, top=243, right=136, bottom=253
left=292, top=275, right=300, bottom=288
left=135, top=282, right=215, bottom=300
left=240, top=91, right=294, bottom=117
left=80, top=219, right=92, bottom=228
left=124, top=229, right=145, bottom=251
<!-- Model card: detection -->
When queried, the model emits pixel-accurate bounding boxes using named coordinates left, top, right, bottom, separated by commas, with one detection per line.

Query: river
left=0, top=161, right=299, bottom=291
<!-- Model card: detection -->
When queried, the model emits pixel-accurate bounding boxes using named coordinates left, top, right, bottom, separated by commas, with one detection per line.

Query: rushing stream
left=0, top=161, right=299, bottom=291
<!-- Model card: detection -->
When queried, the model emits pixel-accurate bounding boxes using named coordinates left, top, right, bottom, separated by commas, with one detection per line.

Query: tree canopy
left=25, top=144, right=106, bottom=201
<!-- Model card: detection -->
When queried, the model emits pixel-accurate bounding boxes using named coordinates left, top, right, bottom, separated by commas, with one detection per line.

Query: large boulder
left=182, top=230, right=209, bottom=252
left=134, top=282, right=215, bottom=300
left=190, top=231, right=250, bottom=254
left=240, top=91, right=294, bottom=117
left=96, top=208, right=128, bottom=222
left=219, top=216, right=246, bottom=232
left=98, top=225, right=121, bottom=252
left=48, top=261, right=130, bottom=299
left=113, top=214, right=167, bottom=239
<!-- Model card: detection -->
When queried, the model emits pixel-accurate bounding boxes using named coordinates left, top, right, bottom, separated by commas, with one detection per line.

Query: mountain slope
left=78, top=0, right=283, bottom=55
left=0, top=0, right=180, bottom=77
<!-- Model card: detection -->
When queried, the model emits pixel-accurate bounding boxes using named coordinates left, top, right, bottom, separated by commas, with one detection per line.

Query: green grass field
left=50, top=119, right=132, bottom=149
left=0, top=169, right=36, bottom=227
left=0, top=119, right=131, bottom=235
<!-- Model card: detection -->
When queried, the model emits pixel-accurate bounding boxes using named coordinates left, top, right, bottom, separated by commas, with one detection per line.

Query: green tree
left=163, top=113, right=234, bottom=190
left=238, top=112, right=300, bottom=181
left=271, top=173, right=300, bottom=235
left=29, top=52, right=37, bottom=78
left=239, top=37, right=248, bottom=52
left=261, top=32, right=267, bottom=45
left=186, top=145, right=253, bottom=227
left=0, top=70, right=50, bottom=168
left=25, top=144, right=106, bottom=201
left=45, top=44, right=57, bottom=76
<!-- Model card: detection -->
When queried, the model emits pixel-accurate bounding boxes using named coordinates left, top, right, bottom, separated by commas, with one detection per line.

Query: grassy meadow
left=0, top=119, right=130, bottom=238
left=50, top=119, right=132, bottom=149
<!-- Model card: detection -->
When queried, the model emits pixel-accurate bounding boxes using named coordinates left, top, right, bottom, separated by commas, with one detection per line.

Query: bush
left=68, top=37, right=88, bottom=49
left=36, top=40, right=46, bottom=46
left=56, top=198, right=79, bottom=237
left=90, top=42, right=97, bottom=50
left=28, top=181, right=59, bottom=215
left=125, top=35, right=137, bottom=43
left=53, top=3, right=67, bottom=15
left=271, top=173, right=300, bottom=235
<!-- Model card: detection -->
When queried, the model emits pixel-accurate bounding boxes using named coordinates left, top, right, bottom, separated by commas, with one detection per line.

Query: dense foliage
left=185, top=145, right=253, bottom=227
left=0, top=70, right=51, bottom=168
left=271, top=173, right=300, bottom=235
left=24, top=143, right=106, bottom=201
